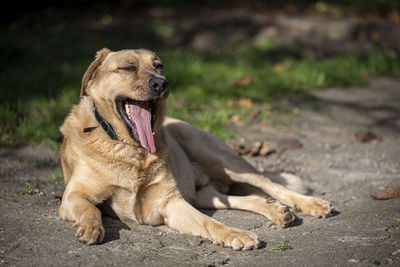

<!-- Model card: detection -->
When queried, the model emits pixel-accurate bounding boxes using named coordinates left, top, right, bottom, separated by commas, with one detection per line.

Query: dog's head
left=81, top=48, right=169, bottom=153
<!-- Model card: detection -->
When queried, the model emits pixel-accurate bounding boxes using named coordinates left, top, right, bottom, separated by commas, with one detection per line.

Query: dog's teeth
left=125, top=104, right=131, bottom=119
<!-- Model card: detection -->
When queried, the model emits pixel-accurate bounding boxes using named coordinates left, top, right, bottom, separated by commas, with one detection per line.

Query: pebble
left=369, top=259, right=381, bottom=265
left=348, top=259, right=359, bottom=263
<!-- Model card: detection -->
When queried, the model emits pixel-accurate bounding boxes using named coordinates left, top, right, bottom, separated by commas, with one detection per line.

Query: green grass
left=387, top=214, right=400, bottom=229
left=20, top=169, right=63, bottom=195
left=162, top=47, right=400, bottom=139
left=23, top=181, right=43, bottom=195
left=1, top=32, right=399, bottom=145
left=268, top=240, right=293, bottom=251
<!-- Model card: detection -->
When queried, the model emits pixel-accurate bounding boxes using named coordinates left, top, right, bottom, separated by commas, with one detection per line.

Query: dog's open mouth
left=116, top=97, right=159, bottom=153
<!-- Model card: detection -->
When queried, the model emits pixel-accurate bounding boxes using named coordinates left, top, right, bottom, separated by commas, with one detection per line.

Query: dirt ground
left=1, top=78, right=399, bottom=266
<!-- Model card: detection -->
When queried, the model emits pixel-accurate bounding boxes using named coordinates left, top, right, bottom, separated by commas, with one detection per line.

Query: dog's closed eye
left=118, top=65, right=137, bottom=72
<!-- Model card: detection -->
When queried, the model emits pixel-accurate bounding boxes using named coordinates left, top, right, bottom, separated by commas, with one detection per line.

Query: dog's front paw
left=215, top=228, right=259, bottom=250
left=75, top=223, right=105, bottom=245
left=299, top=197, right=333, bottom=218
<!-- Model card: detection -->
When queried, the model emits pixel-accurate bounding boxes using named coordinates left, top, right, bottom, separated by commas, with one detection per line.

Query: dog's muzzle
left=148, top=77, right=169, bottom=98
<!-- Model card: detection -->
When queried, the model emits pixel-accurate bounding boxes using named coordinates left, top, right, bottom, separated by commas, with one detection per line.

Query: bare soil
left=1, top=78, right=399, bottom=266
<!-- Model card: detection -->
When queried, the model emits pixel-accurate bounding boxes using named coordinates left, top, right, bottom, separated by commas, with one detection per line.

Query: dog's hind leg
left=194, top=184, right=295, bottom=227
left=223, top=171, right=332, bottom=218
left=164, top=118, right=332, bottom=218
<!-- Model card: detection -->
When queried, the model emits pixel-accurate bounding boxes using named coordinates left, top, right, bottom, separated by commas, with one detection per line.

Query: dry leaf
left=228, top=115, right=240, bottom=122
left=226, top=100, right=234, bottom=107
left=232, top=75, right=252, bottom=87
left=244, top=145, right=261, bottom=157
left=232, top=144, right=247, bottom=155
left=355, top=131, right=380, bottom=143
left=272, top=63, right=283, bottom=73
left=0, top=195, right=17, bottom=202
left=272, top=61, right=292, bottom=73
left=226, top=98, right=254, bottom=109
left=238, top=98, right=254, bottom=109
left=388, top=11, right=400, bottom=24
left=371, top=31, right=381, bottom=42
left=228, top=115, right=244, bottom=126
left=233, top=140, right=271, bottom=157
left=371, top=188, right=400, bottom=200
left=259, top=140, right=270, bottom=156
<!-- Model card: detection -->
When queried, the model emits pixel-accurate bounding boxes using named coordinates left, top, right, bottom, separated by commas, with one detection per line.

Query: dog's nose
left=148, top=77, right=168, bottom=94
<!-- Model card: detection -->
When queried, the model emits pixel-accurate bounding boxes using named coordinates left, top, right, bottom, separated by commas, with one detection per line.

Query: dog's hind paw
left=299, top=197, right=333, bottom=219
left=274, top=206, right=296, bottom=228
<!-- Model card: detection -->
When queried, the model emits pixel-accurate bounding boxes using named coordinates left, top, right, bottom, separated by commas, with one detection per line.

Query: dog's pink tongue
left=129, top=103, right=156, bottom=153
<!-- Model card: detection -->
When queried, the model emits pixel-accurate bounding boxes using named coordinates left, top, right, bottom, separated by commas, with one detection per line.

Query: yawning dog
left=59, top=48, right=332, bottom=250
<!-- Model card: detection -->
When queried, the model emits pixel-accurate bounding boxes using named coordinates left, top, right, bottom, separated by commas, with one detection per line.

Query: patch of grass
left=387, top=214, right=400, bottom=229
left=0, top=26, right=399, bottom=144
left=162, top=47, right=400, bottom=139
left=23, top=181, right=43, bottom=195
left=269, top=240, right=293, bottom=251
left=388, top=221, right=400, bottom=229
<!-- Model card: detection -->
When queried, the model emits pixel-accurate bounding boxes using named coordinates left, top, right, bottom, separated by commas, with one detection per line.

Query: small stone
left=156, top=231, right=163, bottom=237
left=369, top=259, right=381, bottom=265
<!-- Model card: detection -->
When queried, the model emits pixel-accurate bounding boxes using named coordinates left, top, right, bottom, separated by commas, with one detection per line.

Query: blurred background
left=1, top=0, right=400, bottom=147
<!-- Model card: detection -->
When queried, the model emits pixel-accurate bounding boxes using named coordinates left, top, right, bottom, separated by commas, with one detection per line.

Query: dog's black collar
left=83, top=104, right=117, bottom=140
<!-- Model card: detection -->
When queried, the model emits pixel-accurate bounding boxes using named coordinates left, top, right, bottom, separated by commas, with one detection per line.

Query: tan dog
left=59, top=48, right=332, bottom=250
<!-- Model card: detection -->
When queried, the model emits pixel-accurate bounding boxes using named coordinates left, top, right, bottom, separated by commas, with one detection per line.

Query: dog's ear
left=81, top=48, right=111, bottom=97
